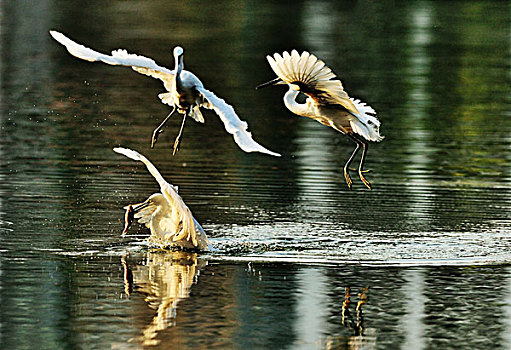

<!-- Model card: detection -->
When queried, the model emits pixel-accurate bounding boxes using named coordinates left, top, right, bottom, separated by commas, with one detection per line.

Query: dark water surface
left=1, top=1, right=511, bottom=349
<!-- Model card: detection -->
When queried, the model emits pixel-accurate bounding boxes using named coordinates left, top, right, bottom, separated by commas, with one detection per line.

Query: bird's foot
left=344, top=168, right=353, bottom=189
left=151, top=129, right=164, bottom=149
left=172, top=137, right=181, bottom=155
left=359, top=171, right=372, bottom=190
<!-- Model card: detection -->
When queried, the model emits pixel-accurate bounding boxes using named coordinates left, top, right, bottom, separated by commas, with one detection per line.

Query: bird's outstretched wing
left=50, top=30, right=175, bottom=84
left=267, top=50, right=360, bottom=117
left=197, top=87, right=281, bottom=157
left=113, top=147, right=172, bottom=192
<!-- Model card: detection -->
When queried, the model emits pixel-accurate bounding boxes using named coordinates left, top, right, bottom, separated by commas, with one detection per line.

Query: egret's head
left=289, top=83, right=301, bottom=91
left=147, top=193, right=166, bottom=206
left=132, top=193, right=166, bottom=212
left=173, top=46, right=184, bottom=58
left=255, top=77, right=287, bottom=90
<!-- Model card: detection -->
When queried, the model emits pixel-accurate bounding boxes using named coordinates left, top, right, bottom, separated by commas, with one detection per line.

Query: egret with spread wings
left=114, top=147, right=212, bottom=251
left=257, top=50, right=383, bottom=189
left=50, top=31, right=280, bottom=157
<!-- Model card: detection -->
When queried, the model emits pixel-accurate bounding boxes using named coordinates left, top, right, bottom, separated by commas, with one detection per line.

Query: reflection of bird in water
left=324, top=286, right=375, bottom=350
left=122, top=251, right=205, bottom=347
left=341, top=287, right=368, bottom=336
left=114, top=147, right=212, bottom=251
left=257, top=50, right=383, bottom=189
left=50, top=31, right=280, bottom=157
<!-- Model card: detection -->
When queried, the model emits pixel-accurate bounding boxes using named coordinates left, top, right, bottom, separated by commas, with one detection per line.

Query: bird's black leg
left=173, top=113, right=187, bottom=155
left=352, top=134, right=372, bottom=189
left=151, top=106, right=176, bottom=149
left=344, top=134, right=362, bottom=189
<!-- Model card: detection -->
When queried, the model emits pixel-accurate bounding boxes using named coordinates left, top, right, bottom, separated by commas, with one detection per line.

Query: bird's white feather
left=131, top=201, right=158, bottom=228
left=52, top=30, right=275, bottom=156
left=115, top=147, right=210, bottom=250
left=267, top=50, right=383, bottom=142
left=348, top=98, right=384, bottom=142
left=113, top=147, right=170, bottom=191
left=50, top=31, right=175, bottom=77
left=267, top=50, right=359, bottom=116
left=113, top=147, right=190, bottom=235
left=197, top=87, right=281, bottom=157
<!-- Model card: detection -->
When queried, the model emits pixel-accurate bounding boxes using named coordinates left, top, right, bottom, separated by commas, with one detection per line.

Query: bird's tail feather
left=349, top=99, right=384, bottom=142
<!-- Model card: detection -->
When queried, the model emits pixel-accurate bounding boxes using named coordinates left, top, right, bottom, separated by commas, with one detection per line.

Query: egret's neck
left=174, top=55, right=184, bottom=91
left=283, top=88, right=313, bottom=117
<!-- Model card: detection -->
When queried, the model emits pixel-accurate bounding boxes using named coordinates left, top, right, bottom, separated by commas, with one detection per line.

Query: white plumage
left=258, top=50, right=384, bottom=189
left=114, top=147, right=212, bottom=251
left=50, top=31, right=280, bottom=157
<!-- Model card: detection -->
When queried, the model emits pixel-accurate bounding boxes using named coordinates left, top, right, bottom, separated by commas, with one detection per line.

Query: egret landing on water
left=114, top=147, right=212, bottom=251
left=50, top=31, right=280, bottom=157
left=257, top=50, right=383, bottom=189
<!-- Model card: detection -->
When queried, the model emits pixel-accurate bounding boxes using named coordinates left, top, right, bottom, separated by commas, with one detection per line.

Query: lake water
left=1, top=1, right=511, bottom=349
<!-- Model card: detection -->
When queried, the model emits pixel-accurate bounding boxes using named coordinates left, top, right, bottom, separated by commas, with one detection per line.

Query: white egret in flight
left=114, top=147, right=212, bottom=251
left=50, top=31, right=280, bottom=157
left=257, top=50, right=383, bottom=189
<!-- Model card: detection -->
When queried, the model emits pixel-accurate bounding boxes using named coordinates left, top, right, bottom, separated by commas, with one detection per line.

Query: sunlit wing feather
left=114, top=147, right=170, bottom=191
left=113, top=147, right=203, bottom=246
left=267, top=50, right=383, bottom=142
left=267, top=50, right=360, bottom=117
left=52, top=30, right=278, bottom=157
left=197, top=87, right=281, bottom=157
left=124, top=202, right=156, bottom=227
left=50, top=30, right=175, bottom=85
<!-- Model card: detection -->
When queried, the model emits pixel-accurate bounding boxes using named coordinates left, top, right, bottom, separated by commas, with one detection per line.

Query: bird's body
left=258, top=50, right=383, bottom=189
left=50, top=31, right=280, bottom=157
left=114, top=147, right=212, bottom=251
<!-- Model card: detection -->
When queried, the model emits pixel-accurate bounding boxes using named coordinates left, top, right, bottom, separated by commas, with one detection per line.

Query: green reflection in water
left=1, top=0, right=511, bottom=349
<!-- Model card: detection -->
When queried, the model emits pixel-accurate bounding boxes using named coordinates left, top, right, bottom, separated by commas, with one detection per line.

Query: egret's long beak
left=256, top=77, right=284, bottom=90
left=131, top=200, right=149, bottom=212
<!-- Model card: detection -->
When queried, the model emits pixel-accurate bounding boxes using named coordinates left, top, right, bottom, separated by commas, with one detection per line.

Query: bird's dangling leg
left=151, top=106, right=176, bottom=148
left=344, top=135, right=362, bottom=189
left=172, top=113, right=187, bottom=155
left=353, top=134, right=372, bottom=190
left=349, top=168, right=372, bottom=173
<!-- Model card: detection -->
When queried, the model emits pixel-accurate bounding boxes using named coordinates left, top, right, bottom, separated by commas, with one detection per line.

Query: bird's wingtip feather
left=113, top=147, right=127, bottom=154
left=268, top=151, right=282, bottom=157
left=113, top=147, right=142, bottom=161
left=49, top=30, right=65, bottom=42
